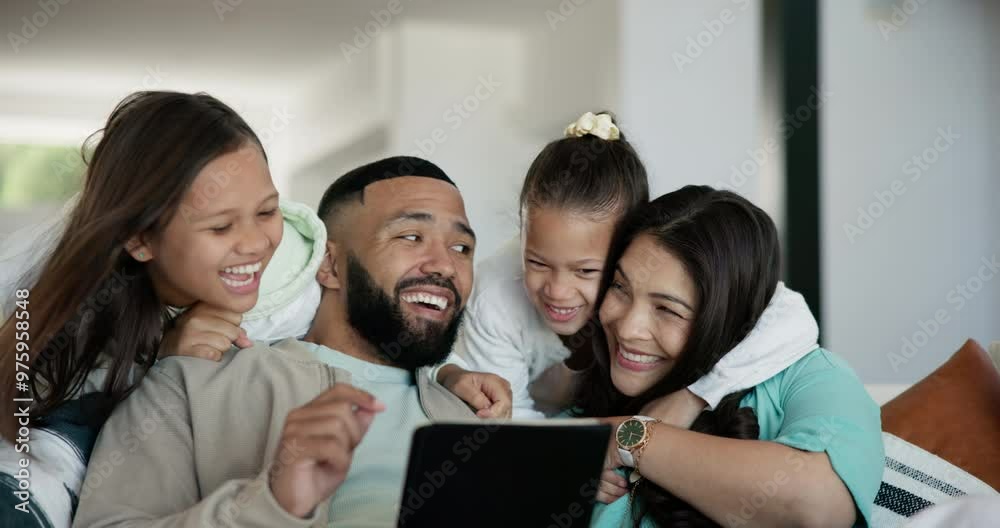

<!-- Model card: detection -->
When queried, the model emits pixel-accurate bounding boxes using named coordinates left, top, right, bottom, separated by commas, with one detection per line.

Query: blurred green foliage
left=0, top=144, right=85, bottom=206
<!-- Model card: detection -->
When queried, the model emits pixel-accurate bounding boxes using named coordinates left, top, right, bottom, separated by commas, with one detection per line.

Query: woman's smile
left=614, top=343, right=667, bottom=372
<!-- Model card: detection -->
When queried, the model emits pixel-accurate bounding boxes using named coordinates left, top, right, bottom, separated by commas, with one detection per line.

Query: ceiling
left=0, top=0, right=568, bottom=96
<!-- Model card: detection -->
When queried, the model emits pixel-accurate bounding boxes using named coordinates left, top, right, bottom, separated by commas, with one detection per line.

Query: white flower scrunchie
left=564, top=111, right=620, bottom=141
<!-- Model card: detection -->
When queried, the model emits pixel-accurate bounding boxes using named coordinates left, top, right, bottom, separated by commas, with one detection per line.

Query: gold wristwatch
left=615, top=415, right=659, bottom=469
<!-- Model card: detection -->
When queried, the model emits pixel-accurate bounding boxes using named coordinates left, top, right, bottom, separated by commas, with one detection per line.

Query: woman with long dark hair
left=579, top=186, right=883, bottom=527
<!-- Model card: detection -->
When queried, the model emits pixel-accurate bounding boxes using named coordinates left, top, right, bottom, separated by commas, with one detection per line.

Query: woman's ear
left=316, top=240, right=342, bottom=290
left=125, top=235, right=153, bottom=262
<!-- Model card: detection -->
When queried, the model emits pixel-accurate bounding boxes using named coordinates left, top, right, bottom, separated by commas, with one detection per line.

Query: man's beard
left=345, top=253, right=464, bottom=372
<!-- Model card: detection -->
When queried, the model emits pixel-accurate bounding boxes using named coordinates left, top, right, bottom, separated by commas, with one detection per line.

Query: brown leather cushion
left=881, top=339, right=1000, bottom=490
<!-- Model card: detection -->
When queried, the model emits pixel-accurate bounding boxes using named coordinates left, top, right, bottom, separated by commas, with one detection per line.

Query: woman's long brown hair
left=574, top=186, right=780, bottom=527
left=0, top=91, right=264, bottom=441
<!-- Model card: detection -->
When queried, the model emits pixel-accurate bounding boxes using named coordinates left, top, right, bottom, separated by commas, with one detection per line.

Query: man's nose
left=420, top=241, right=457, bottom=279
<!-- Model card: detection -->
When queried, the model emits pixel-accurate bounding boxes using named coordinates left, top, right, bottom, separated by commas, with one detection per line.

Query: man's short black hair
left=317, top=156, right=455, bottom=226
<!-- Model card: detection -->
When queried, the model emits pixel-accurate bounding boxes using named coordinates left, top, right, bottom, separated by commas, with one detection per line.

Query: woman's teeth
left=550, top=306, right=578, bottom=315
left=222, top=262, right=262, bottom=275
left=619, top=346, right=660, bottom=364
left=401, top=292, right=449, bottom=311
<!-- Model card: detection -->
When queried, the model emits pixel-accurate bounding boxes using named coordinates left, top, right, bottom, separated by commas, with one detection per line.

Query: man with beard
left=74, top=157, right=510, bottom=528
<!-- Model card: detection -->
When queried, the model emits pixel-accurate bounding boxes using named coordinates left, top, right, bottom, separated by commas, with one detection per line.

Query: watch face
left=617, top=419, right=645, bottom=449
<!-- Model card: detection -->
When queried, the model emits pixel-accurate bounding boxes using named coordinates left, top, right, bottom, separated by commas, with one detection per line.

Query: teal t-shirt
left=300, top=342, right=430, bottom=527
left=589, top=348, right=884, bottom=527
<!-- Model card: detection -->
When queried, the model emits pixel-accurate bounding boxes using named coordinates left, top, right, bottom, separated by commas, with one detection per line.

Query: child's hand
left=595, top=415, right=629, bottom=503
left=438, top=365, right=512, bottom=419
left=639, top=388, right=707, bottom=429
left=159, top=302, right=253, bottom=361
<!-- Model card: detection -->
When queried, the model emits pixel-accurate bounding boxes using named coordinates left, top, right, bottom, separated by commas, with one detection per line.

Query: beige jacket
left=72, top=338, right=477, bottom=528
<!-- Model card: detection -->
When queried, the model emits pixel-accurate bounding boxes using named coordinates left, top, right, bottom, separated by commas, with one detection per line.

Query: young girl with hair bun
left=435, top=111, right=821, bottom=422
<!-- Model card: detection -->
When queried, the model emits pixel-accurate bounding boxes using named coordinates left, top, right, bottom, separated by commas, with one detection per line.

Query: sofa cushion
left=881, top=339, right=1000, bottom=490
left=871, top=432, right=997, bottom=528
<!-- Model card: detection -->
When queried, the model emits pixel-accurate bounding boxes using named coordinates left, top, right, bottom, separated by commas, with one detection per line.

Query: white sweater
left=440, top=238, right=820, bottom=419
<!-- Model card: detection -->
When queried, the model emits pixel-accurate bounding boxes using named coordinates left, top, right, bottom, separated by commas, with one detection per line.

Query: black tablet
left=397, top=419, right=611, bottom=527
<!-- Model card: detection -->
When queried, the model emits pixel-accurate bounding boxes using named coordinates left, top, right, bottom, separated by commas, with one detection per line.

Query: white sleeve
left=452, top=299, right=544, bottom=419
left=425, top=349, right=470, bottom=384
left=528, top=361, right=586, bottom=416
left=687, top=282, right=819, bottom=409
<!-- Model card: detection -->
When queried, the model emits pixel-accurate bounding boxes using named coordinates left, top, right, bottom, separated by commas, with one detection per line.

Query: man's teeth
left=401, top=292, right=449, bottom=310
left=222, top=262, right=262, bottom=274
left=221, top=275, right=254, bottom=287
left=619, top=346, right=660, bottom=364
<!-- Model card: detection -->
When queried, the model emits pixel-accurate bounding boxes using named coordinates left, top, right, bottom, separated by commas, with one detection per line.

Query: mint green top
left=589, top=348, right=884, bottom=527
left=300, top=342, right=430, bottom=527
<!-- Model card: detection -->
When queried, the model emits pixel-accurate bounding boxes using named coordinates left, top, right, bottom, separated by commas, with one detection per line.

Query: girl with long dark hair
left=0, top=91, right=284, bottom=443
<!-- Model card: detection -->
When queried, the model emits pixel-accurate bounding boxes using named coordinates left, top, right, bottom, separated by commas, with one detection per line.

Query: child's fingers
left=464, top=390, right=493, bottom=412
left=480, top=380, right=512, bottom=418
left=183, top=313, right=242, bottom=344
left=189, top=303, right=244, bottom=326
left=597, top=469, right=629, bottom=502
left=603, top=469, right=628, bottom=489
left=186, top=344, right=224, bottom=361
left=234, top=328, right=253, bottom=348
left=485, top=398, right=510, bottom=419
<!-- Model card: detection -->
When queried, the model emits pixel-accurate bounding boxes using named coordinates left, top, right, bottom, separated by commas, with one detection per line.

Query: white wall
left=386, top=21, right=532, bottom=258
left=288, top=1, right=622, bottom=260
left=618, top=0, right=770, bottom=214
left=287, top=0, right=770, bottom=262
left=988, top=0, right=1000, bottom=378
left=821, top=0, right=1000, bottom=383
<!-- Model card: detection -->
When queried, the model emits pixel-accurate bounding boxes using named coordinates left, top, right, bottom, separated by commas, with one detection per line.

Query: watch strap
left=617, top=416, right=657, bottom=468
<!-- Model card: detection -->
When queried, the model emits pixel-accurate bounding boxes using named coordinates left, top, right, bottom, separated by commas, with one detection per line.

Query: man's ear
left=125, top=235, right=153, bottom=262
left=316, top=240, right=342, bottom=290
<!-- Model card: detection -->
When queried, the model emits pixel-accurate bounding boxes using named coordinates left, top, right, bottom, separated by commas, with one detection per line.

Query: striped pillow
left=0, top=393, right=109, bottom=528
left=872, top=432, right=997, bottom=527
